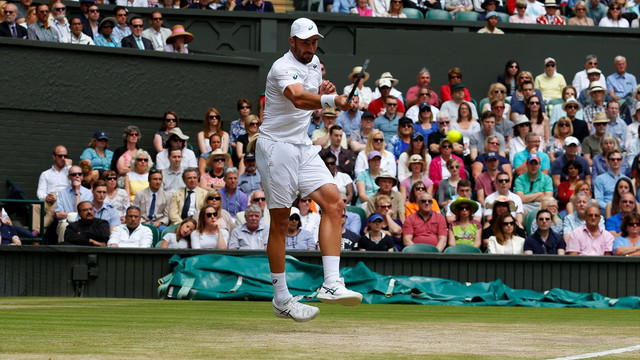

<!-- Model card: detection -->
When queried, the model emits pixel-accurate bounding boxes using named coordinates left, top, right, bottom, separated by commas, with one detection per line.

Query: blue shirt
left=605, top=213, right=623, bottom=233
left=593, top=171, right=629, bottom=213
left=374, top=114, right=400, bottom=143
left=563, top=212, right=605, bottom=235
left=613, top=236, right=634, bottom=255
left=511, top=89, right=546, bottom=115
left=550, top=154, right=591, bottom=183
left=335, top=110, right=363, bottom=137
left=513, top=150, right=551, bottom=172
left=238, top=171, right=262, bottom=195
left=94, top=34, right=122, bottom=47
left=308, top=119, right=324, bottom=138
left=221, top=188, right=248, bottom=217
left=1, top=223, right=18, bottom=245
left=606, top=72, right=637, bottom=99
left=55, top=186, right=94, bottom=213
left=592, top=154, right=628, bottom=180
left=331, top=0, right=357, bottom=13
left=524, top=230, right=566, bottom=254
left=386, top=134, right=409, bottom=160
left=95, top=203, right=121, bottom=227
left=80, top=148, right=114, bottom=170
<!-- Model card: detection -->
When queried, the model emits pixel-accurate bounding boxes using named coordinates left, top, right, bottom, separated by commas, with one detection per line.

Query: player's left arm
left=284, top=82, right=350, bottom=111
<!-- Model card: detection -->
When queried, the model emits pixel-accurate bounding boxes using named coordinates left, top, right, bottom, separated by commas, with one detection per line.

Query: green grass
left=1, top=298, right=639, bottom=359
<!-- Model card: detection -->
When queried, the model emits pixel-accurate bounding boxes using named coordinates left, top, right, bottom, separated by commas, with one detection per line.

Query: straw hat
left=348, top=66, right=370, bottom=83
left=375, top=72, right=399, bottom=87
left=562, top=97, right=582, bottom=112
left=487, top=195, right=516, bottom=212
left=166, top=25, right=194, bottom=45
left=450, top=197, right=479, bottom=214
left=374, top=171, right=398, bottom=187
left=513, top=114, right=531, bottom=128
left=206, top=148, right=231, bottom=168
left=407, top=154, right=427, bottom=170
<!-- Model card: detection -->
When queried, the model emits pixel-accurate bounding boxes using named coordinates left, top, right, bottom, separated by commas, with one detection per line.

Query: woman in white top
left=197, top=108, right=230, bottom=155
left=450, top=102, right=480, bottom=157
left=599, top=3, right=630, bottom=27
left=354, top=129, right=396, bottom=178
left=487, top=213, right=525, bottom=254
left=343, top=66, right=373, bottom=110
left=482, top=83, right=511, bottom=122
left=161, top=218, right=197, bottom=249
left=191, top=205, right=229, bottom=249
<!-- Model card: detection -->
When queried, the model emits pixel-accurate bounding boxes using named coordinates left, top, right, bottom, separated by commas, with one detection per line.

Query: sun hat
left=168, top=127, right=189, bottom=140
left=562, top=97, right=582, bottom=111
left=368, top=150, right=382, bottom=160
left=374, top=171, right=398, bottom=187
left=206, top=149, right=231, bottom=168
left=588, top=81, right=605, bottom=93
left=407, top=154, right=427, bottom=169
left=166, top=25, right=194, bottom=44
left=375, top=72, right=399, bottom=87
left=592, top=112, right=608, bottom=123
left=348, top=66, right=370, bottom=83
left=513, top=114, right=531, bottom=128
left=450, top=197, right=479, bottom=214
left=487, top=195, right=516, bottom=212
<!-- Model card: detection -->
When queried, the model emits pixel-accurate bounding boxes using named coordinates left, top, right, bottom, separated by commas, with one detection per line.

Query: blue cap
left=93, top=130, right=109, bottom=140
left=486, top=11, right=498, bottom=18
left=368, top=214, right=383, bottom=222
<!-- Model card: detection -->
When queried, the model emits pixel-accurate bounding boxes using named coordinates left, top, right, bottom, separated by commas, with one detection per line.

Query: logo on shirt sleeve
left=293, top=74, right=298, bottom=80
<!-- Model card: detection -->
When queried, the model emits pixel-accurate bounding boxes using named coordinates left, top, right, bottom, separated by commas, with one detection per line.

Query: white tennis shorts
left=256, top=136, right=335, bottom=209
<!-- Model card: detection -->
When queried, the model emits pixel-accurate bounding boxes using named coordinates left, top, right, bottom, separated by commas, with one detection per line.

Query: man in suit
left=141, top=11, right=172, bottom=51
left=0, top=3, right=28, bottom=39
left=133, top=170, right=170, bottom=232
left=168, top=168, right=208, bottom=225
left=121, top=15, right=153, bottom=50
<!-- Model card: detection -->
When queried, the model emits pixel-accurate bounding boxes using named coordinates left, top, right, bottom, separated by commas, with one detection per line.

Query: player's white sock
left=271, top=272, right=292, bottom=305
left=322, top=256, right=340, bottom=284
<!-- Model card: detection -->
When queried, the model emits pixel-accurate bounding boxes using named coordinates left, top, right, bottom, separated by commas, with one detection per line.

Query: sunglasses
left=3, top=10, right=15, bottom=14
left=89, top=9, right=99, bottom=13
left=386, top=103, right=398, bottom=107
left=609, top=158, right=622, bottom=162
left=106, top=177, right=117, bottom=181
left=129, top=133, right=139, bottom=136
left=151, top=17, right=163, bottom=21
left=419, top=93, right=430, bottom=96
left=441, top=144, right=452, bottom=149
left=449, top=165, right=460, bottom=169
left=538, top=217, right=551, bottom=222
left=212, top=158, right=226, bottom=162
left=502, top=221, right=515, bottom=226
left=69, top=172, right=83, bottom=177
left=419, top=199, right=432, bottom=204
left=421, top=108, right=431, bottom=112
left=289, top=217, right=300, bottom=221
left=56, top=154, right=68, bottom=158
left=207, top=196, right=221, bottom=201
left=545, top=63, right=556, bottom=68
left=414, top=187, right=426, bottom=191
left=102, top=25, right=113, bottom=29
left=559, top=123, right=570, bottom=127
left=54, top=7, right=66, bottom=11
left=208, top=115, right=220, bottom=120
left=325, top=162, right=336, bottom=166
left=165, top=118, right=177, bottom=123
left=373, top=138, right=384, bottom=143
left=611, top=6, right=621, bottom=10
left=458, top=206, right=470, bottom=211
left=565, top=105, right=578, bottom=109
left=528, top=101, right=540, bottom=105
left=205, top=212, right=217, bottom=218
left=239, top=106, right=251, bottom=109
left=371, top=219, right=383, bottom=224
left=439, top=121, right=450, bottom=125
left=379, top=205, right=392, bottom=209
left=253, top=197, right=266, bottom=202
left=400, top=124, right=413, bottom=128
left=497, top=179, right=510, bottom=183
left=489, top=141, right=500, bottom=145
left=449, top=75, right=461, bottom=79
left=249, top=122, right=259, bottom=126
left=300, top=199, right=312, bottom=203
left=131, top=24, right=144, bottom=29
left=494, top=90, right=505, bottom=94
left=628, top=222, right=640, bottom=227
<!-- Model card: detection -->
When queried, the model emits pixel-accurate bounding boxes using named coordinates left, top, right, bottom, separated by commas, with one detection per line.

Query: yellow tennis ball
left=446, top=130, right=463, bottom=143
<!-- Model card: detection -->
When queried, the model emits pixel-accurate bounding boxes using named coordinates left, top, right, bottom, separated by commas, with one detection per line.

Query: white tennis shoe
left=317, top=278, right=363, bottom=306
left=272, top=296, right=320, bottom=322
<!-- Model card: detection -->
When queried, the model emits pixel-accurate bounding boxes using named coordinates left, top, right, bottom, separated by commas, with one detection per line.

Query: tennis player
left=255, top=17, right=363, bottom=322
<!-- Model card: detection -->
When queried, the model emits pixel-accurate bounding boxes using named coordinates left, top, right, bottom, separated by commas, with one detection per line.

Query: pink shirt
left=566, top=225, right=614, bottom=255
left=402, top=210, right=447, bottom=246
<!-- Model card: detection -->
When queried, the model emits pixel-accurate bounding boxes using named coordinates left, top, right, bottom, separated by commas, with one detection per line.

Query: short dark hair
left=182, top=167, right=199, bottom=181
left=458, top=178, right=471, bottom=188
left=329, top=125, right=343, bottom=135
left=113, top=6, right=127, bottom=14
left=148, top=169, right=162, bottom=180
left=562, top=159, right=583, bottom=175
left=237, top=98, right=251, bottom=110
left=322, top=152, right=337, bottom=162
left=92, top=180, right=107, bottom=190
left=536, top=209, right=551, bottom=221
left=481, top=110, right=496, bottom=122
left=129, top=15, right=143, bottom=26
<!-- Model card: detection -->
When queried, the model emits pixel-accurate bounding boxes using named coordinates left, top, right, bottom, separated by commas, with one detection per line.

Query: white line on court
left=548, top=344, right=640, bottom=360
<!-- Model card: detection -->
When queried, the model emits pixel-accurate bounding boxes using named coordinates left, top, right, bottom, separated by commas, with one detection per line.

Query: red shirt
left=368, top=97, right=406, bottom=117
left=402, top=210, right=447, bottom=246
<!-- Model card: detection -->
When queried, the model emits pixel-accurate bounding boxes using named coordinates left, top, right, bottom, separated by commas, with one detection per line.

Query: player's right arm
left=284, top=83, right=349, bottom=111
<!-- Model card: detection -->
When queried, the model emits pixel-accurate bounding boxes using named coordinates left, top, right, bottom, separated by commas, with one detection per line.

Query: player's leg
left=308, top=183, right=363, bottom=306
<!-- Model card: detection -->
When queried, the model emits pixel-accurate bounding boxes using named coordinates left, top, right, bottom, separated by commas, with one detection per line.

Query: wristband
left=321, top=95, right=336, bottom=109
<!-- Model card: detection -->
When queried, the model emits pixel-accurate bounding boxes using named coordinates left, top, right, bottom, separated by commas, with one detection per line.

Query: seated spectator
left=228, top=204, right=269, bottom=250
left=427, top=112, right=464, bottom=160
left=536, top=0, right=565, bottom=25
left=91, top=180, right=120, bottom=230
left=405, top=181, right=441, bottom=218
left=445, top=0, right=474, bottom=16
left=355, top=150, right=382, bottom=206
left=591, top=134, right=627, bottom=180
left=160, top=218, right=197, bottom=249
left=200, top=149, right=229, bottom=191
left=440, top=68, right=472, bottom=104
left=487, top=213, right=525, bottom=254
left=359, top=214, right=395, bottom=252
left=55, top=165, right=94, bottom=227
left=220, top=167, right=247, bottom=217
left=238, top=152, right=262, bottom=195
left=339, top=208, right=360, bottom=251
left=566, top=206, right=613, bottom=255
left=529, top=196, right=562, bottom=235
left=141, top=11, right=172, bottom=52
left=322, top=153, right=354, bottom=204
left=384, top=0, right=407, bottom=18
left=107, top=206, right=153, bottom=248
left=471, top=136, right=512, bottom=180
left=436, top=157, right=464, bottom=210
left=482, top=196, right=526, bottom=251
left=63, top=201, right=109, bottom=246
left=195, top=189, right=235, bottom=233
left=550, top=136, right=591, bottom=187
left=497, top=60, right=520, bottom=99
left=557, top=160, right=584, bottom=211
left=406, top=69, right=440, bottom=109
left=408, top=102, right=439, bottom=139
left=343, top=66, right=373, bottom=110
left=481, top=83, right=511, bottom=123
left=28, top=3, right=58, bottom=42
left=284, top=209, right=314, bottom=250
left=354, top=129, right=396, bottom=178
left=515, top=153, right=554, bottom=215
left=524, top=209, right=566, bottom=254
left=514, top=133, right=551, bottom=176
left=133, top=170, right=170, bottom=232
left=398, top=132, right=432, bottom=183
left=402, top=192, right=447, bottom=252
left=336, top=94, right=363, bottom=139
left=121, top=15, right=153, bottom=50
left=94, top=17, right=121, bottom=47
left=568, top=1, right=595, bottom=26
left=477, top=11, right=503, bottom=34
left=356, top=0, right=375, bottom=18
left=599, top=2, right=629, bottom=27
left=551, top=87, right=582, bottom=129
left=198, top=108, right=230, bottom=156
left=124, top=149, right=152, bottom=201
left=484, top=172, right=525, bottom=227
left=156, top=128, right=197, bottom=171
left=477, top=0, right=501, bottom=20
left=447, top=197, right=482, bottom=248
left=111, top=125, right=141, bottom=178
left=580, top=78, right=608, bottom=116
left=0, top=216, right=21, bottom=245
left=102, top=170, right=129, bottom=221
left=607, top=55, right=637, bottom=107
left=0, top=3, right=28, bottom=39
left=509, top=0, right=536, bottom=23
left=169, top=168, right=208, bottom=225
left=470, top=111, right=506, bottom=162
left=387, top=117, right=414, bottom=161
left=191, top=204, right=229, bottom=249
left=594, top=150, right=629, bottom=214
left=235, top=190, right=270, bottom=227
left=369, top=76, right=405, bottom=119
left=81, top=4, right=101, bottom=40
left=153, top=111, right=180, bottom=154
left=62, top=17, right=93, bottom=44
left=445, top=179, right=482, bottom=223
left=236, top=116, right=261, bottom=174
left=80, top=131, right=113, bottom=175
left=430, top=139, right=467, bottom=193
left=296, top=197, right=321, bottom=245
left=511, top=76, right=547, bottom=122
left=313, top=109, right=348, bottom=149
left=229, top=98, right=251, bottom=160
left=475, top=151, right=502, bottom=205
left=605, top=189, right=637, bottom=237
left=366, top=172, right=404, bottom=221
left=509, top=115, right=534, bottom=165
left=366, top=194, right=403, bottom=250
left=612, top=213, right=640, bottom=256
left=399, top=155, right=433, bottom=203
left=112, top=6, right=130, bottom=41
left=547, top=117, right=577, bottom=166
left=600, top=101, right=627, bottom=150
left=241, top=0, right=274, bottom=11
left=349, top=111, right=376, bottom=153
left=319, top=127, right=356, bottom=178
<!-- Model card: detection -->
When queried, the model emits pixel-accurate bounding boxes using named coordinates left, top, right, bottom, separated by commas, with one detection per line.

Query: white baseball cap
left=290, top=18, right=324, bottom=39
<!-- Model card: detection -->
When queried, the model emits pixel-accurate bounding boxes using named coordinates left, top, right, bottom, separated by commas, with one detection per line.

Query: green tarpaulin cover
left=158, top=254, right=639, bottom=309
